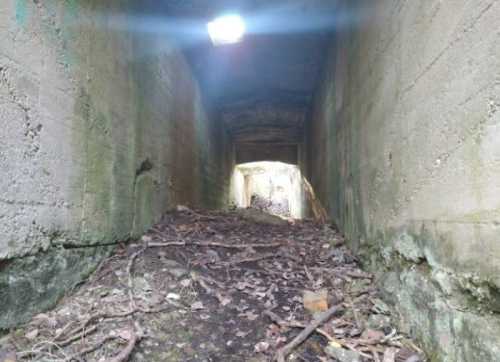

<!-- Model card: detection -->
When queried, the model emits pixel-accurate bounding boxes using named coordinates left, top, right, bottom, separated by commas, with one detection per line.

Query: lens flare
left=207, top=15, right=246, bottom=46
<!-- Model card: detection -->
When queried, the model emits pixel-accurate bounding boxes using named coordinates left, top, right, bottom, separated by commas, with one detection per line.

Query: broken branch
left=275, top=304, right=342, bottom=362
left=108, top=328, right=140, bottom=362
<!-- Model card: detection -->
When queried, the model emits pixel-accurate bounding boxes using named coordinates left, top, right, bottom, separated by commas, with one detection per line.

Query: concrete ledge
left=380, top=266, right=500, bottom=362
left=0, top=245, right=112, bottom=329
left=360, top=229, right=500, bottom=362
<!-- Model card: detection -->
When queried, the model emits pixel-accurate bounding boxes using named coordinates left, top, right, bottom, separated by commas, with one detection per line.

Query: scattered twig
left=381, top=329, right=397, bottom=344
left=149, top=241, right=284, bottom=249
left=127, top=246, right=148, bottom=309
left=275, top=304, right=342, bottom=362
left=107, top=328, right=140, bottom=362
left=17, top=340, right=71, bottom=360
left=64, top=335, right=119, bottom=361
left=346, top=291, right=362, bottom=330
left=345, top=270, right=373, bottom=279
left=264, top=310, right=341, bottom=344
left=148, top=241, right=187, bottom=248
left=228, top=253, right=276, bottom=265
left=58, top=325, right=98, bottom=347
left=265, top=311, right=372, bottom=360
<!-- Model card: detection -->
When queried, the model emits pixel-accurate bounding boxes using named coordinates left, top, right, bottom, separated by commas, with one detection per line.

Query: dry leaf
left=254, top=341, right=270, bottom=353
left=361, top=328, right=385, bottom=343
left=303, top=289, right=328, bottom=313
left=383, top=347, right=397, bottom=362
left=191, top=301, right=205, bottom=311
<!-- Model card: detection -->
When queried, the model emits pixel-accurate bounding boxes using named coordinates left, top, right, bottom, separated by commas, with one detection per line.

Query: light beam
left=207, top=15, right=246, bottom=46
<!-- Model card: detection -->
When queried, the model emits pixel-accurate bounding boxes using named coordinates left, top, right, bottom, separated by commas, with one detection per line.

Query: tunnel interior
left=1, top=0, right=499, bottom=361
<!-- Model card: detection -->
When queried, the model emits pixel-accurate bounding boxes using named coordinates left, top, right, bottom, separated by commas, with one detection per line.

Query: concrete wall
left=0, top=0, right=230, bottom=328
left=308, top=1, right=500, bottom=360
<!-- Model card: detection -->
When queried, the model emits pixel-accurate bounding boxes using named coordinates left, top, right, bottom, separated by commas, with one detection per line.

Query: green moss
left=64, top=0, right=79, bottom=20
left=15, top=0, right=28, bottom=25
left=132, top=175, right=154, bottom=237
left=0, top=245, right=112, bottom=329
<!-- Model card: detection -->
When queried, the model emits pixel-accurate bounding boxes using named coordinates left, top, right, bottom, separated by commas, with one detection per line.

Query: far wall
left=231, top=162, right=305, bottom=219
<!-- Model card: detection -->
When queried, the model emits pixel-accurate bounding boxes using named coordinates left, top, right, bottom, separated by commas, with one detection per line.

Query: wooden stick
left=58, top=325, right=98, bottom=347
left=264, top=310, right=341, bottom=344
left=275, top=304, right=341, bottom=362
left=64, top=335, right=119, bottom=361
left=108, top=329, right=139, bottom=362
left=127, top=246, right=147, bottom=309
left=148, top=241, right=283, bottom=249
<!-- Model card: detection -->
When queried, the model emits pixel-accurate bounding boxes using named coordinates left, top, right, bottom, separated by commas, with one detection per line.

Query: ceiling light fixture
left=207, top=14, right=246, bottom=46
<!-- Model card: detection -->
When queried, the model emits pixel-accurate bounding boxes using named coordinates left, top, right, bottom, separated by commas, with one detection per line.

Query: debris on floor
left=2, top=207, right=425, bottom=362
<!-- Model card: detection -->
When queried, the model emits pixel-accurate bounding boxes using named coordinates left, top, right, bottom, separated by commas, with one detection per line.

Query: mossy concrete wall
left=308, top=1, right=500, bottom=360
left=0, top=0, right=230, bottom=328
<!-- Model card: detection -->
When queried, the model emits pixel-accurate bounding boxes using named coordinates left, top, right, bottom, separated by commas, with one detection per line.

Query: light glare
left=207, top=15, right=246, bottom=45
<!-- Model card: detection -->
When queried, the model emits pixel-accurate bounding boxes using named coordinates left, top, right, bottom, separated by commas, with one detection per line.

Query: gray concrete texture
left=0, top=0, right=230, bottom=328
left=308, top=0, right=500, bottom=360
left=2, top=0, right=500, bottom=359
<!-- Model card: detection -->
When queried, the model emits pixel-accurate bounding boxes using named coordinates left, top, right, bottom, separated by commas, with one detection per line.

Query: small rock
left=162, top=259, right=182, bottom=268
left=236, top=208, right=288, bottom=226
left=361, top=328, right=385, bottom=343
left=403, top=355, right=423, bottom=362
left=236, top=330, right=250, bottom=338
left=303, top=289, right=328, bottom=313
left=383, top=347, right=398, bottom=362
left=367, top=314, right=392, bottom=331
left=176, top=205, right=192, bottom=213
left=218, top=295, right=232, bottom=306
left=166, top=293, right=181, bottom=300
left=254, top=341, right=269, bottom=353
left=25, top=329, right=39, bottom=340
left=325, top=345, right=361, bottom=362
left=180, top=279, right=191, bottom=288
left=242, top=310, right=259, bottom=321
left=134, top=277, right=152, bottom=292
left=168, top=268, right=189, bottom=278
left=371, top=298, right=390, bottom=315
left=191, top=301, right=205, bottom=311
left=0, top=350, right=17, bottom=362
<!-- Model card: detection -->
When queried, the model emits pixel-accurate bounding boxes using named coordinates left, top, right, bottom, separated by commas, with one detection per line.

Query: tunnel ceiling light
left=207, top=14, right=246, bottom=46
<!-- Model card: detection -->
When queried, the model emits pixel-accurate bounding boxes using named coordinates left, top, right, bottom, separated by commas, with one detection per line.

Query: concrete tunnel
left=0, top=0, right=499, bottom=361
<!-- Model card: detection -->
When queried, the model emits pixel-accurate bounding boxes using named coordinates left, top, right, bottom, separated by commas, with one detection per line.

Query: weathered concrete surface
left=223, top=101, right=304, bottom=165
left=308, top=0, right=500, bottom=360
left=0, top=245, right=112, bottom=329
left=236, top=143, right=299, bottom=164
left=0, top=0, right=230, bottom=328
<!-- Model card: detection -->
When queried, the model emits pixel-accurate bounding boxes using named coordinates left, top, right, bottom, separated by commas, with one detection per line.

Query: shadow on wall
left=230, top=162, right=328, bottom=222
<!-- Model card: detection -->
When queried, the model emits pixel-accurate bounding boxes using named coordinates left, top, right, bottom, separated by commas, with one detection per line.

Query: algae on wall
left=0, top=0, right=230, bottom=328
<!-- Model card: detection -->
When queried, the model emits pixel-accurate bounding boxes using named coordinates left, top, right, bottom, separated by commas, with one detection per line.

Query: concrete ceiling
left=162, top=0, right=337, bottom=108
left=158, top=0, right=340, bottom=152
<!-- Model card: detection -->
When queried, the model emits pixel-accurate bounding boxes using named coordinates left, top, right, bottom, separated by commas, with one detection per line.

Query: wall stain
left=15, top=0, right=28, bottom=25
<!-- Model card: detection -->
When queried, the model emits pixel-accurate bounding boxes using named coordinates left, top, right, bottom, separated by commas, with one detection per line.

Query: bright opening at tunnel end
left=207, top=14, right=246, bottom=46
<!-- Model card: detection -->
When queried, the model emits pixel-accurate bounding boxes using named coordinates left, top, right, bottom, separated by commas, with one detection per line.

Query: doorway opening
left=230, top=161, right=305, bottom=219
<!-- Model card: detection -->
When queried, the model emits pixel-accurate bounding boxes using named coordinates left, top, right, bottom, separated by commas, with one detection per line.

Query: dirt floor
left=1, top=208, right=425, bottom=362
